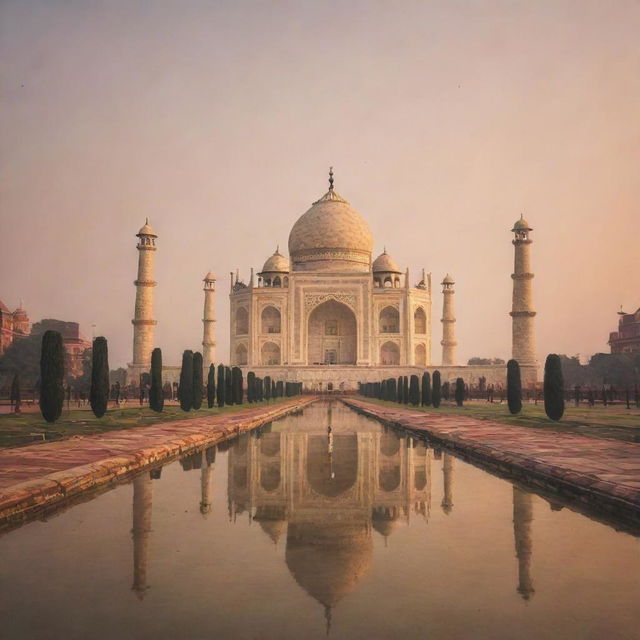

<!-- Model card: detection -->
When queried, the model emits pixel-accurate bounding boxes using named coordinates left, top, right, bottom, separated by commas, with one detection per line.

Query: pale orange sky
left=1, top=1, right=638, bottom=369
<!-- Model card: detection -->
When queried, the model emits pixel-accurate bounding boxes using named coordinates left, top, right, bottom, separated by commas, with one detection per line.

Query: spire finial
left=328, top=166, right=334, bottom=191
left=383, top=246, right=387, bottom=254
left=145, top=217, right=149, bottom=224
left=276, top=244, right=280, bottom=254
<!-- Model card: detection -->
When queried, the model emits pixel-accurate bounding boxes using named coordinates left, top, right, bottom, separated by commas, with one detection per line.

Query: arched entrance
left=307, top=299, right=357, bottom=365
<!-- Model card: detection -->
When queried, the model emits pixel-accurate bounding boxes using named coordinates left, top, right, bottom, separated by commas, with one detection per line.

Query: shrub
left=432, top=370, right=442, bottom=408
left=544, top=354, right=565, bottom=421
left=179, top=350, right=194, bottom=411
left=207, top=364, right=216, bottom=408
left=40, top=330, right=65, bottom=423
left=90, top=336, right=110, bottom=418
left=217, top=364, right=225, bottom=407
left=454, top=377, right=465, bottom=407
left=507, top=359, right=522, bottom=415
left=193, top=352, right=204, bottom=410
left=149, top=348, right=164, bottom=412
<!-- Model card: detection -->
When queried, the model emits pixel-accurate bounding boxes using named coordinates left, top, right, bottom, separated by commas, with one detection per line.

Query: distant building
left=609, top=307, right=640, bottom=354
left=36, top=319, right=92, bottom=378
left=0, top=300, right=31, bottom=355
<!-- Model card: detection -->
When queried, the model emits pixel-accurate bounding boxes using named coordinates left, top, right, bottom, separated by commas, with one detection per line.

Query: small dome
left=260, top=249, right=290, bottom=274
left=13, top=307, right=27, bottom=317
left=137, top=219, right=157, bottom=237
left=512, top=215, right=531, bottom=232
left=372, top=250, right=401, bottom=274
left=0, top=299, right=9, bottom=313
left=288, top=177, right=373, bottom=272
left=203, top=271, right=216, bottom=281
left=442, top=273, right=455, bottom=285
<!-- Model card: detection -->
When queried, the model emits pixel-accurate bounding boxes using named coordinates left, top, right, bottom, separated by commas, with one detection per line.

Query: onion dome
left=260, top=247, right=290, bottom=275
left=512, top=214, right=532, bottom=232
left=441, top=273, right=455, bottom=285
left=372, top=249, right=401, bottom=274
left=288, top=168, right=373, bottom=272
left=137, top=218, right=157, bottom=237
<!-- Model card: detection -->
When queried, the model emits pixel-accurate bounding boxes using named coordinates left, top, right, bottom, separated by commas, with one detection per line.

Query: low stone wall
left=0, top=397, right=316, bottom=529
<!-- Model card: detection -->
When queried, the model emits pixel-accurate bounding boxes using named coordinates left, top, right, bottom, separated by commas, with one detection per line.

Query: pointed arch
left=414, top=307, right=427, bottom=334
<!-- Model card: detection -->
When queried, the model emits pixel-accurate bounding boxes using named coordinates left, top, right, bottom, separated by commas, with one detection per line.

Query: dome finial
left=328, top=166, right=334, bottom=191
left=276, top=244, right=280, bottom=254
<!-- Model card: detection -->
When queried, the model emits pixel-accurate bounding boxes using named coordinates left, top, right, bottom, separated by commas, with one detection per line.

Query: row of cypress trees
left=358, top=356, right=566, bottom=421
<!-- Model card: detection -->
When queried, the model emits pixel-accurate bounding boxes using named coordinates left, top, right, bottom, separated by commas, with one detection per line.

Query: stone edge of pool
left=343, top=397, right=640, bottom=527
left=0, top=396, right=317, bottom=528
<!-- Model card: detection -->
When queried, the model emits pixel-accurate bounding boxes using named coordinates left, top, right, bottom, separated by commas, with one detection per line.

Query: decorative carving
left=305, top=293, right=358, bottom=314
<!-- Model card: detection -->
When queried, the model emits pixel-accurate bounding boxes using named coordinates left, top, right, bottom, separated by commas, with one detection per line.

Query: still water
left=0, top=401, right=638, bottom=640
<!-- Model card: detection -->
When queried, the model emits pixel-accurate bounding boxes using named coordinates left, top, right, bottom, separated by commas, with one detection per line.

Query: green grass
left=356, top=397, right=640, bottom=442
left=0, top=399, right=291, bottom=448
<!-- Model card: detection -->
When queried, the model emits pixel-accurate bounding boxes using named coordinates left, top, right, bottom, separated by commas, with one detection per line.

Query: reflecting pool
left=0, top=401, right=638, bottom=639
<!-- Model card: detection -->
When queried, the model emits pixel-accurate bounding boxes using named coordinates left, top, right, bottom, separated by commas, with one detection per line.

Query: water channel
left=0, top=401, right=638, bottom=639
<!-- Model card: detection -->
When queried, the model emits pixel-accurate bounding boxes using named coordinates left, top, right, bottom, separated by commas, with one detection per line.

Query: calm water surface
left=0, top=401, right=638, bottom=639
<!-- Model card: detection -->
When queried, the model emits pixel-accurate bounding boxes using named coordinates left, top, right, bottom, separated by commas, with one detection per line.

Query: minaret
left=441, top=452, right=455, bottom=514
left=132, top=472, right=153, bottom=599
left=510, top=216, right=537, bottom=386
left=513, top=486, right=535, bottom=600
left=441, top=274, right=457, bottom=365
left=202, top=271, right=217, bottom=370
left=130, top=219, right=157, bottom=384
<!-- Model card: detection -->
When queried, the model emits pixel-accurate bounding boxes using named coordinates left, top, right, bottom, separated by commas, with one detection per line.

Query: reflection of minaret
left=200, top=447, right=216, bottom=516
left=441, top=452, right=455, bottom=514
left=132, top=473, right=153, bottom=599
left=513, top=486, right=535, bottom=600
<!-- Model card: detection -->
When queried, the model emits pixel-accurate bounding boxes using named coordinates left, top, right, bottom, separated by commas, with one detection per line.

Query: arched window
left=235, top=307, right=248, bottom=335
left=380, top=341, right=400, bottom=365
left=261, top=306, right=281, bottom=334
left=236, top=343, right=248, bottom=365
left=414, top=307, right=427, bottom=334
left=283, top=276, right=289, bottom=287
left=379, top=306, right=399, bottom=333
left=273, top=276, right=282, bottom=287
left=261, top=342, right=281, bottom=365
left=415, top=343, right=427, bottom=366
left=383, top=277, right=392, bottom=288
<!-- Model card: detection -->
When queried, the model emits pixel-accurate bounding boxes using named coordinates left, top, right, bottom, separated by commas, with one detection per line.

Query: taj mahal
left=127, top=169, right=538, bottom=390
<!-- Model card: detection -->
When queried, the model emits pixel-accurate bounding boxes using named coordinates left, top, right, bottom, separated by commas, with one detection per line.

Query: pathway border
left=0, top=397, right=317, bottom=528
left=343, top=398, right=640, bottom=528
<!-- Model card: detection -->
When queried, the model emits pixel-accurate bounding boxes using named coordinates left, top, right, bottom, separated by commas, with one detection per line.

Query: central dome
left=288, top=184, right=373, bottom=272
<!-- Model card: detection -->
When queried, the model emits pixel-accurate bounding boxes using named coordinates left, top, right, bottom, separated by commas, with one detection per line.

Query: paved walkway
left=343, top=398, right=640, bottom=525
left=0, top=397, right=314, bottom=526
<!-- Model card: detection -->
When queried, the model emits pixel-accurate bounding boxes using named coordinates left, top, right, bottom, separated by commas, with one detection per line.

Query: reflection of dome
left=286, top=522, right=372, bottom=608
left=288, top=184, right=373, bottom=272
left=372, top=517, right=398, bottom=538
left=261, top=249, right=290, bottom=274
left=254, top=505, right=287, bottom=544
left=372, top=250, right=401, bottom=274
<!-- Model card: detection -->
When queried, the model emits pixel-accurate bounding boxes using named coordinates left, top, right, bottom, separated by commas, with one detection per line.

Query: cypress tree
left=455, top=377, right=465, bottom=407
left=381, top=379, right=387, bottom=401
left=265, top=375, right=272, bottom=401
left=247, top=371, right=255, bottom=403
left=216, top=364, right=225, bottom=407
left=271, top=378, right=276, bottom=399
left=544, top=354, right=565, bottom=421
left=40, top=330, right=65, bottom=423
left=179, top=350, right=194, bottom=411
left=507, top=359, right=522, bottom=415
left=225, top=366, right=233, bottom=405
left=232, top=367, right=243, bottom=404
left=409, top=375, right=420, bottom=406
left=402, top=376, right=409, bottom=404
left=149, top=347, right=164, bottom=412
left=257, top=377, right=264, bottom=401
left=193, top=352, right=204, bottom=410
left=421, top=371, right=431, bottom=406
left=207, top=364, right=216, bottom=408
left=397, top=376, right=403, bottom=404
left=90, top=336, right=110, bottom=418
left=442, top=381, right=450, bottom=401
left=432, top=370, right=442, bottom=408
left=276, top=380, right=284, bottom=398
left=10, top=373, right=21, bottom=414
left=388, top=377, right=397, bottom=402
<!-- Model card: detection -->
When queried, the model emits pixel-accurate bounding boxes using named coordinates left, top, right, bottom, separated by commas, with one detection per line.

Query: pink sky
left=1, top=1, right=638, bottom=368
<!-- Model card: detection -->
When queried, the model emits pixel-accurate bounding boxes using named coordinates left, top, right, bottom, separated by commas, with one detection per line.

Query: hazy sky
left=1, top=0, right=638, bottom=369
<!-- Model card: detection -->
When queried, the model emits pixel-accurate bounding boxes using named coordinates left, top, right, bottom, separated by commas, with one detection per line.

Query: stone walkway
left=343, top=398, right=640, bottom=525
left=0, top=397, right=314, bottom=526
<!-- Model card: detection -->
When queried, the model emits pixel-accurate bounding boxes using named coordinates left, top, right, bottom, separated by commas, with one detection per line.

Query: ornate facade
left=229, top=173, right=433, bottom=381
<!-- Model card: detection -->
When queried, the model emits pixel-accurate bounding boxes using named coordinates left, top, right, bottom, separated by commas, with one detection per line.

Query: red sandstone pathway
left=0, top=398, right=314, bottom=524
left=344, top=398, right=640, bottom=521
